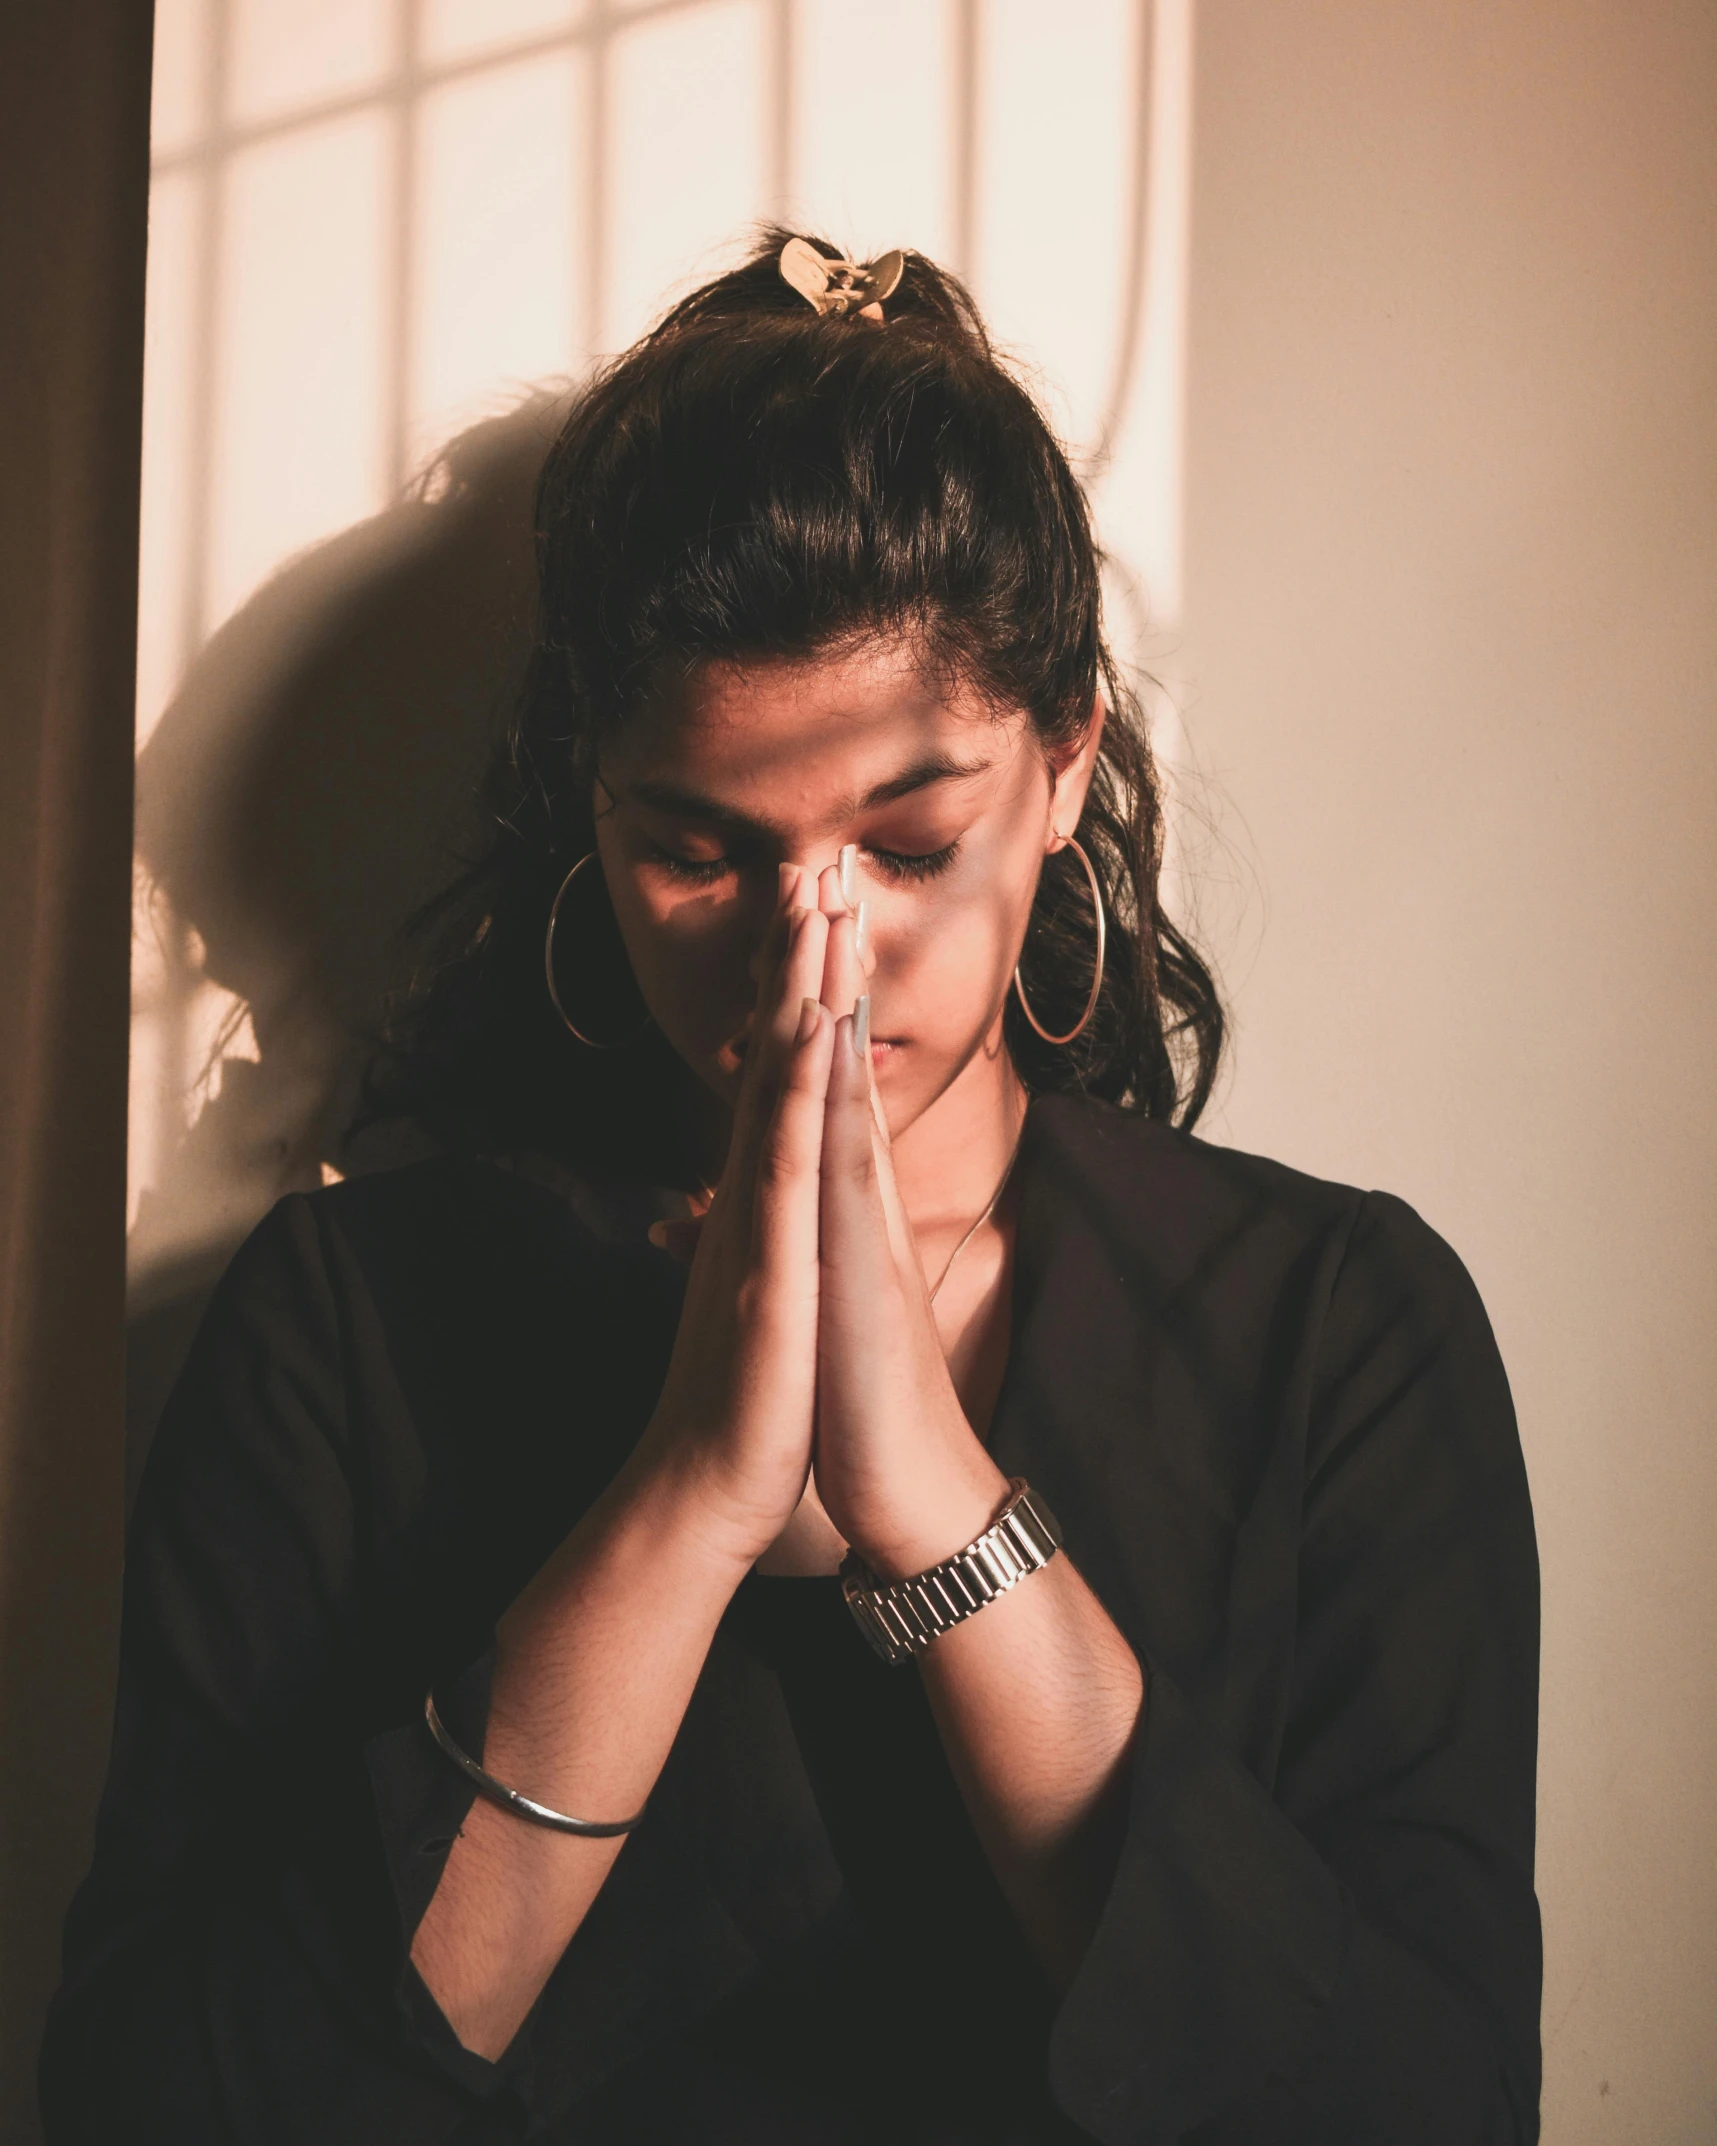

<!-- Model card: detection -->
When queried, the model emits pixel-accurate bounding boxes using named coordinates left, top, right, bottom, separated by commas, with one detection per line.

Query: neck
left=885, top=1026, right=1029, bottom=1241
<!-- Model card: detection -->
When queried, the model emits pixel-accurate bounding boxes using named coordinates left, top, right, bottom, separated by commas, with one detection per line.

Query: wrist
left=841, top=1450, right=1013, bottom=1582
left=490, top=1432, right=755, bottom=1687
left=612, top=1425, right=790, bottom=1586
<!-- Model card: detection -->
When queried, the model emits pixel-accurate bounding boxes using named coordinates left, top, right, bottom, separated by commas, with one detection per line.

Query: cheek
left=873, top=843, right=1039, bottom=1035
left=598, top=849, right=756, bottom=1050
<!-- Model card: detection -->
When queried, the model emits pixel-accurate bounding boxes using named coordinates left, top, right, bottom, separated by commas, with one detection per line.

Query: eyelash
left=649, top=850, right=729, bottom=884
left=648, top=841, right=961, bottom=885
left=867, top=840, right=960, bottom=883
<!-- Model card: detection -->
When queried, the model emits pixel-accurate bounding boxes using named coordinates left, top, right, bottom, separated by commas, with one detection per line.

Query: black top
left=42, top=1094, right=1542, bottom=2144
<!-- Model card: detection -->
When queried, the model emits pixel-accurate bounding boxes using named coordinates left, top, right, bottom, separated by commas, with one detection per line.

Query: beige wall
left=1180, top=4, right=1717, bottom=2139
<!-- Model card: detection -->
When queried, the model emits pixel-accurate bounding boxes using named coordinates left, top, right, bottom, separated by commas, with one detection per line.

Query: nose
left=743, top=845, right=860, bottom=986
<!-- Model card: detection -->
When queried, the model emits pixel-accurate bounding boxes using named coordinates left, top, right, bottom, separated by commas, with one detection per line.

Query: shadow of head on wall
left=127, top=390, right=569, bottom=1494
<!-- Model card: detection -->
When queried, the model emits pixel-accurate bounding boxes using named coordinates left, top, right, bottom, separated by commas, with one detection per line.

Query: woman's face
left=592, top=639, right=1102, bottom=1142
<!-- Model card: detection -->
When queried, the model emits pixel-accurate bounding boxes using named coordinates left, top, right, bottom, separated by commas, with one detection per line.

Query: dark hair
left=359, top=228, right=1222, bottom=1186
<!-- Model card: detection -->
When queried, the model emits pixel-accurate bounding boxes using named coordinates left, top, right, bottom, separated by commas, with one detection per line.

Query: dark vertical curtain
left=0, top=4, right=154, bottom=2139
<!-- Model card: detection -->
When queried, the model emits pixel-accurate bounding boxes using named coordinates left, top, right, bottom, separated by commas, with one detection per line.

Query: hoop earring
left=1012, top=835, right=1107, bottom=1047
left=544, top=851, right=652, bottom=1049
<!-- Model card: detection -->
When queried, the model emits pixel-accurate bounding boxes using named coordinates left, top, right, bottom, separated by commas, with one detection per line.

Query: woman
left=44, top=233, right=1541, bottom=2144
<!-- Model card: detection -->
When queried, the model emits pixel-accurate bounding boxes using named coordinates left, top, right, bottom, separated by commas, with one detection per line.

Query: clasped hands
left=641, top=856, right=1014, bottom=1584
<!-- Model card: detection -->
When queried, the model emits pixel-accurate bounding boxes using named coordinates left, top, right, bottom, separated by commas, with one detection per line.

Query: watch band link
left=839, top=1477, right=1064, bottom=1665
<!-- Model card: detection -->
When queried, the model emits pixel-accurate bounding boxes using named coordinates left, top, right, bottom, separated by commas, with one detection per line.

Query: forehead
left=602, top=641, right=1029, bottom=819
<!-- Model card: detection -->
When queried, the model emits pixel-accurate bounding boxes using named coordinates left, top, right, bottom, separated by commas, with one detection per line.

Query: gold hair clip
left=778, top=236, right=905, bottom=322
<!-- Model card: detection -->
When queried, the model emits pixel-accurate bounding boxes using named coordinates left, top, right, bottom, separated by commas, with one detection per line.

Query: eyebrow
left=617, top=751, right=996, bottom=836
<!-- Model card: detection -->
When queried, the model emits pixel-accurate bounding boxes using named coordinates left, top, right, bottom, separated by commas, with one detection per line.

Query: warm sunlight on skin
left=591, top=637, right=1104, bottom=1206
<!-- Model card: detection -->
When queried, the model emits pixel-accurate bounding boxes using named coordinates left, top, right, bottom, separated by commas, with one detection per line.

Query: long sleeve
left=40, top=1193, right=537, bottom=2145
left=1042, top=1189, right=1541, bottom=2145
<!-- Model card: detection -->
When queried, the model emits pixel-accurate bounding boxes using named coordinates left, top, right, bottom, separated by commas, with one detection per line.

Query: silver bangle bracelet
left=423, top=1690, right=648, bottom=1837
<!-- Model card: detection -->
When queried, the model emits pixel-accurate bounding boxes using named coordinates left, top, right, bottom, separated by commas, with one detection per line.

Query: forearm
left=865, top=1464, right=1144, bottom=1995
left=410, top=1440, right=750, bottom=2059
left=919, top=1551, right=1143, bottom=1991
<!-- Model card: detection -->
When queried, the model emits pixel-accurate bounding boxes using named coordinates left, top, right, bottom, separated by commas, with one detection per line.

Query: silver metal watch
left=839, top=1477, right=1064, bottom=1665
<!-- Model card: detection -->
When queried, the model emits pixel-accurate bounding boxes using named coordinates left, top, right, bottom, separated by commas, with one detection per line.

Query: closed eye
left=650, top=840, right=962, bottom=886
left=647, top=844, right=734, bottom=884
left=865, top=840, right=960, bottom=883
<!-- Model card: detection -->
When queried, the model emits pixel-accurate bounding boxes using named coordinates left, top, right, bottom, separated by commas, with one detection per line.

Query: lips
left=733, top=1027, right=903, bottom=1056
left=729, top=1025, right=905, bottom=1051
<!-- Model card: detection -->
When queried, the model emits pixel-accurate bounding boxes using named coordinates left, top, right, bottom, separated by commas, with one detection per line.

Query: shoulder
left=234, top=1151, right=671, bottom=1310
left=1022, top=1092, right=1365, bottom=1287
left=1028, top=1090, right=1359, bottom=1212
left=1022, top=1094, right=1506, bottom=1401
left=139, top=1160, right=530, bottom=1464
left=137, top=1156, right=686, bottom=1589
left=1029, top=1092, right=1473, bottom=1267
left=163, top=1153, right=683, bottom=1456
left=1038, top=1097, right=1522, bottom=1504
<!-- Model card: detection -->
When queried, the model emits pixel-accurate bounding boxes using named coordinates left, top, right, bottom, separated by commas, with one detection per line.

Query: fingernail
left=853, top=900, right=868, bottom=956
left=852, top=993, right=870, bottom=1059
left=647, top=1219, right=669, bottom=1248
left=796, top=995, right=820, bottom=1045
left=838, top=844, right=858, bottom=908
left=779, top=861, right=801, bottom=908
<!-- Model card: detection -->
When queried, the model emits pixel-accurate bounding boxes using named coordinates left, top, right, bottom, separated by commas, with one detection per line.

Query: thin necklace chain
left=928, top=1116, right=1027, bottom=1306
